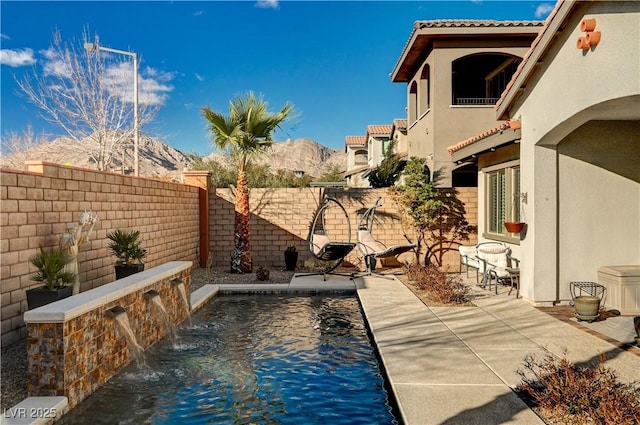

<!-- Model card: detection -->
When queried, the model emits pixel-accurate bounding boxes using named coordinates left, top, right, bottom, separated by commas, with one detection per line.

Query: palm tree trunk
left=231, top=167, right=252, bottom=273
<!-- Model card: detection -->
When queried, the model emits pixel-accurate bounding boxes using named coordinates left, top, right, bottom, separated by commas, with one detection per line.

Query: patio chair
left=459, top=245, right=480, bottom=282
left=355, top=197, right=416, bottom=278
left=458, top=242, right=507, bottom=283
left=476, top=244, right=520, bottom=294
left=295, top=197, right=356, bottom=281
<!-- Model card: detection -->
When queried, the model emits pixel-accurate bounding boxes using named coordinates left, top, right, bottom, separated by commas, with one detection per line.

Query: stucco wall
left=407, top=41, right=533, bottom=186
left=506, top=2, right=640, bottom=303
left=1, top=162, right=200, bottom=346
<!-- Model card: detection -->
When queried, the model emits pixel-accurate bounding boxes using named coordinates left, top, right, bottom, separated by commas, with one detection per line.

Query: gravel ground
left=0, top=266, right=296, bottom=410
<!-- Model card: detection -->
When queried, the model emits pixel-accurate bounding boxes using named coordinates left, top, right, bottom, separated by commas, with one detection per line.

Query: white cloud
left=195, top=73, right=204, bottom=81
left=255, top=0, right=279, bottom=10
left=193, top=10, right=203, bottom=16
left=103, top=62, right=174, bottom=106
left=0, top=48, right=36, bottom=67
left=535, top=3, right=555, bottom=19
left=1, top=33, right=10, bottom=40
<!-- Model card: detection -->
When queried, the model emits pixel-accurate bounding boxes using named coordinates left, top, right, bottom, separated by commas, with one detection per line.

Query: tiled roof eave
left=344, top=165, right=370, bottom=177
left=391, top=19, right=544, bottom=82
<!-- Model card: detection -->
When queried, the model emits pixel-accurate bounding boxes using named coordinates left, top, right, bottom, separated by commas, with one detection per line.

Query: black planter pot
left=115, top=264, right=145, bottom=280
left=26, top=285, right=73, bottom=310
left=284, top=251, right=298, bottom=271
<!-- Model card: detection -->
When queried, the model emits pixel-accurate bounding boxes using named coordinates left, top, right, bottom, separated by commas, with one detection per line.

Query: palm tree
left=202, top=92, right=294, bottom=273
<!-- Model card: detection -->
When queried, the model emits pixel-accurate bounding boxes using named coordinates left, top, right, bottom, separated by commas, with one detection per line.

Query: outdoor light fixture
left=84, top=42, right=140, bottom=177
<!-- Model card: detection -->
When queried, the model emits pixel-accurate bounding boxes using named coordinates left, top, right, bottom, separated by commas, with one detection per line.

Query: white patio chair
left=477, top=244, right=519, bottom=294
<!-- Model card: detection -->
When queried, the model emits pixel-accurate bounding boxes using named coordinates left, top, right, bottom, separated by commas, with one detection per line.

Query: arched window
left=354, top=149, right=368, bottom=165
left=419, top=65, right=430, bottom=114
left=409, top=81, right=418, bottom=123
left=452, top=53, right=521, bottom=105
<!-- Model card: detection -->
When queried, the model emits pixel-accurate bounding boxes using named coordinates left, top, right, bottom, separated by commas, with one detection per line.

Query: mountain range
left=1, top=135, right=347, bottom=179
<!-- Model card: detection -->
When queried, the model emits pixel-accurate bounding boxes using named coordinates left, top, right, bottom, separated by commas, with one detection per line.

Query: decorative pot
left=504, top=222, right=525, bottom=233
left=26, top=285, right=73, bottom=310
left=115, top=264, right=145, bottom=280
left=574, top=295, right=601, bottom=322
left=284, top=250, right=298, bottom=271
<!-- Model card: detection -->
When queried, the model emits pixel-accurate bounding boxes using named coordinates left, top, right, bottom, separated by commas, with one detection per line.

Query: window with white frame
left=486, top=165, right=520, bottom=236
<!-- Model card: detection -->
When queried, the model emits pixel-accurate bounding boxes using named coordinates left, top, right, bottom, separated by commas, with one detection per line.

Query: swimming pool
left=58, top=294, right=398, bottom=424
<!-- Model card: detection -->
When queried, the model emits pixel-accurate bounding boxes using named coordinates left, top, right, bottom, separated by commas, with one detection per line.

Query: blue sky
left=1, top=1, right=555, bottom=155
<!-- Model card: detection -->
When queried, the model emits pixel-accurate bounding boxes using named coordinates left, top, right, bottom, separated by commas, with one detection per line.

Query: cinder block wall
left=210, top=187, right=477, bottom=272
left=1, top=162, right=200, bottom=346
left=2, top=163, right=477, bottom=346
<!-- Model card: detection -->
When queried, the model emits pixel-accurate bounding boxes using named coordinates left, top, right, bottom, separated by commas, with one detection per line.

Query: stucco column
left=183, top=171, right=212, bottom=268
left=520, top=144, right=559, bottom=304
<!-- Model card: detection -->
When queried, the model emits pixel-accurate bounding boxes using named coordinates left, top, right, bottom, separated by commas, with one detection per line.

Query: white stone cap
left=598, top=265, right=640, bottom=277
left=23, top=261, right=192, bottom=324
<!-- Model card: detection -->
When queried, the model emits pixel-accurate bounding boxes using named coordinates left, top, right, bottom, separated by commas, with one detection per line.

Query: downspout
left=554, top=147, right=561, bottom=305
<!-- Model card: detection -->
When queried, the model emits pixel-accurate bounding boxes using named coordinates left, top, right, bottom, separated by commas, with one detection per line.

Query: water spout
left=171, top=278, right=191, bottom=325
left=106, top=306, right=145, bottom=367
left=144, top=290, right=177, bottom=343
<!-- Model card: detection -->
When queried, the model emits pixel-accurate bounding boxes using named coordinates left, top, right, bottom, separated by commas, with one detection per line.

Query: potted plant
left=26, top=246, right=76, bottom=310
left=504, top=221, right=525, bottom=233
left=284, top=246, right=298, bottom=271
left=107, top=229, right=148, bottom=279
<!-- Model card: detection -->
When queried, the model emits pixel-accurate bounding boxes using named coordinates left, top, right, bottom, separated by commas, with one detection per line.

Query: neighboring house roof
left=391, top=19, right=544, bottom=82
left=343, top=164, right=370, bottom=177
left=447, top=121, right=520, bottom=155
left=392, top=119, right=408, bottom=132
left=366, top=125, right=392, bottom=137
left=345, top=135, right=367, bottom=147
left=496, top=0, right=574, bottom=119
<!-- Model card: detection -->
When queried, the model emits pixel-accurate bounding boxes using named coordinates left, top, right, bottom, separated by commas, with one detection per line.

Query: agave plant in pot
left=107, top=229, right=148, bottom=279
left=26, top=246, right=76, bottom=310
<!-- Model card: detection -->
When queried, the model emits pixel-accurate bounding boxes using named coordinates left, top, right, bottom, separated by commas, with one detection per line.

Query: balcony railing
left=454, top=97, right=499, bottom=105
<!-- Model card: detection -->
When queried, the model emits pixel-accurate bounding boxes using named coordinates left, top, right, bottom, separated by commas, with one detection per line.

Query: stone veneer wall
left=1, top=162, right=200, bottom=346
left=24, top=262, right=191, bottom=409
left=210, top=187, right=477, bottom=271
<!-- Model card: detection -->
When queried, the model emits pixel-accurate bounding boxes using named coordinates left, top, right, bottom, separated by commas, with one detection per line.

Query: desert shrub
left=255, top=266, right=270, bottom=281
left=517, top=352, right=640, bottom=425
left=403, top=263, right=469, bottom=304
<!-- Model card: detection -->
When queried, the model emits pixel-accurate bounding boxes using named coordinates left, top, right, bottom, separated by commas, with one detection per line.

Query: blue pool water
left=59, top=294, right=398, bottom=424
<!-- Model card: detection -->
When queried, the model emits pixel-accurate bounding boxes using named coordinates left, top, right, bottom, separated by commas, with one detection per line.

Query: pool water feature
left=58, top=294, right=398, bottom=424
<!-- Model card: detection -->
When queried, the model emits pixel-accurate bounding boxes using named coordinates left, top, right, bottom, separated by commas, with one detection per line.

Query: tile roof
left=391, top=19, right=544, bottom=82
left=414, top=19, right=544, bottom=29
left=393, top=119, right=408, bottom=130
left=447, top=121, right=519, bottom=155
left=366, top=125, right=392, bottom=137
left=344, top=164, right=370, bottom=177
left=345, top=135, right=367, bottom=146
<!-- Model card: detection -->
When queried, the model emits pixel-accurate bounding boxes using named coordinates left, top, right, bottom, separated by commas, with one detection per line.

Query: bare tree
left=15, top=29, right=163, bottom=171
left=0, top=124, right=49, bottom=169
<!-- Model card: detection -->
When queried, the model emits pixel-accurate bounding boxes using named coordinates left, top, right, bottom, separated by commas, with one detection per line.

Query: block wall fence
left=2, top=161, right=477, bottom=346
left=1, top=162, right=200, bottom=346
left=210, top=187, right=478, bottom=272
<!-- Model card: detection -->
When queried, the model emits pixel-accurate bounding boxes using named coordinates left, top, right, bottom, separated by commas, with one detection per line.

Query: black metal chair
left=295, top=197, right=356, bottom=281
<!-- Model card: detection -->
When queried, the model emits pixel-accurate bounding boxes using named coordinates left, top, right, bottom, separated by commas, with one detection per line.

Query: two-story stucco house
left=448, top=0, right=640, bottom=309
left=344, top=135, right=368, bottom=187
left=344, top=125, right=393, bottom=188
left=390, top=20, right=543, bottom=187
